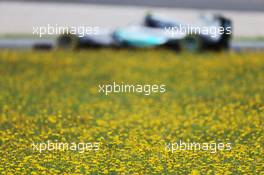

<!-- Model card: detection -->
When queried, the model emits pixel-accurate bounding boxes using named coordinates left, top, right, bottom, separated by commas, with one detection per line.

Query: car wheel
left=57, top=34, right=79, bottom=50
left=180, top=35, right=203, bottom=52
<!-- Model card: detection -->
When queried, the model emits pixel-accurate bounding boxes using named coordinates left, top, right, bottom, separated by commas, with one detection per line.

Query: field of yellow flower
left=0, top=50, right=263, bottom=174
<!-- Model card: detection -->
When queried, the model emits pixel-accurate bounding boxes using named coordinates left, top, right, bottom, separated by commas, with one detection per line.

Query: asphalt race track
left=0, top=39, right=264, bottom=51
left=1, top=0, right=263, bottom=50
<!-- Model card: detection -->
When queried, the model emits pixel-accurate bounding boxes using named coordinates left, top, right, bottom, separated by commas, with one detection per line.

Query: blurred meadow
left=0, top=50, right=263, bottom=174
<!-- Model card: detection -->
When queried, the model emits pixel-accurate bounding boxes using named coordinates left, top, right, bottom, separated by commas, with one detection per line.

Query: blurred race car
left=57, top=13, right=232, bottom=51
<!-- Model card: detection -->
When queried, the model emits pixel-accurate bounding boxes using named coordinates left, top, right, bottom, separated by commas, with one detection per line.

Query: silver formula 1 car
left=57, top=13, right=232, bottom=51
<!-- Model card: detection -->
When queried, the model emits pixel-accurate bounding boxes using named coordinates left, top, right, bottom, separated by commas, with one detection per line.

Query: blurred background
left=0, top=0, right=264, bottom=49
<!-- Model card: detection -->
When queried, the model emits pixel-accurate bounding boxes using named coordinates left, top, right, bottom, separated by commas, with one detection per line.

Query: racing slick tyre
left=180, top=35, right=203, bottom=52
left=57, top=33, right=79, bottom=50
